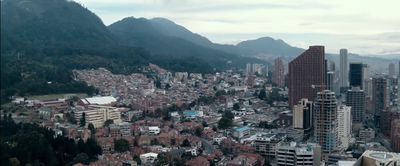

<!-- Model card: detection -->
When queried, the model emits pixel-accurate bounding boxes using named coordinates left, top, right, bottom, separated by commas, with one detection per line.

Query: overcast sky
left=77, top=0, right=400, bottom=55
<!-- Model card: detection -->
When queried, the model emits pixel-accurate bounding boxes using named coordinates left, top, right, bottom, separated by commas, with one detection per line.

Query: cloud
left=76, top=0, right=400, bottom=55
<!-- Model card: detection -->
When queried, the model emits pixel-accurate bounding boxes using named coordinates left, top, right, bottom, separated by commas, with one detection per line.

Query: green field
left=26, top=93, right=87, bottom=100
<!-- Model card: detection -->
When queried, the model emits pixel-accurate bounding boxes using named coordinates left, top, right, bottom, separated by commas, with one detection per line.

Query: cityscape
left=1, top=0, right=400, bottom=166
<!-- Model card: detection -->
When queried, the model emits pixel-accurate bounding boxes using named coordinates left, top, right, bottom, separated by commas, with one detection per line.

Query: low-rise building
left=253, top=133, right=286, bottom=160
left=276, top=142, right=321, bottom=166
left=354, top=150, right=400, bottom=166
left=140, top=152, right=158, bottom=164
left=232, top=126, right=250, bottom=139
left=74, top=105, right=122, bottom=128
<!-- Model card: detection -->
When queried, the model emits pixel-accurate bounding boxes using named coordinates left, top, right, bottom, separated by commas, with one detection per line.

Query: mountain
left=123, top=17, right=300, bottom=58
left=150, top=17, right=214, bottom=47
left=0, top=0, right=261, bottom=103
left=236, top=37, right=304, bottom=58
left=108, top=17, right=258, bottom=71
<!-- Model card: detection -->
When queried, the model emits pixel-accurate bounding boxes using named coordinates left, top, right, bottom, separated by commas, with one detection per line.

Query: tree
left=114, top=139, right=130, bottom=152
left=154, top=152, right=169, bottom=166
left=258, top=89, right=267, bottom=100
left=133, top=155, right=142, bottom=165
left=80, top=112, right=86, bottom=127
left=181, top=139, right=191, bottom=147
left=88, top=123, right=95, bottom=135
left=155, top=79, right=162, bottom=88
left=233, top=103, right=240, bottom=110
left=66, top=112, right=77, bottom=124
left=195, top=127, right=203, bottom=137
left=73, top=153, right=90, bottom=165
left=218, top=111, right=234, bottom=129
left=165, top=83, right=171, bottom=90
left=103, top=119, right=114, bottom=127
left=171, top=138, right=176, bottom=145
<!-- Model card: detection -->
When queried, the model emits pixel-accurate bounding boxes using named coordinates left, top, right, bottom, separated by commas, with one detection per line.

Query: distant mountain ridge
left=1, top=0, right=395, bottom=103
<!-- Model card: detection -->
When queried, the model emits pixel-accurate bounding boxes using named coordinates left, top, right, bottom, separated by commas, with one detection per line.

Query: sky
left=76, top=0, right=400, bottom=55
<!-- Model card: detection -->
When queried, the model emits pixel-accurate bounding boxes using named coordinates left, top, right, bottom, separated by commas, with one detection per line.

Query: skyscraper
left=391, top=119, right=400, bottom=153
left=372, top=77, right=388, bottom=126
left=326, top=71, right=335, bottom=92
left=314, top=90, right=338, bottom=153
left=339, top=49, right=348, bottom=89
left=272, top=58, right=285, bottom=87
left=289, top=46, right=326, bottom=109
left=389, top=63, right=396, bottom=77
left=293, top=98, right=313, bottom=138
left=346, top=87, right=365, bottom=124
left=349, top=62, right=363, bottom=88
left=337, top=105, right=352, bottom=150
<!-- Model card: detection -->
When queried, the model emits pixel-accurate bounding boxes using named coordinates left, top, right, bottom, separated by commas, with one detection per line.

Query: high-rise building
left=391, top=119, right=400, bottom=153
left=372, top=77, right=388, bottom=126
left=273, top=58, right=285, bottom=87
left=337, top=105, right=352, bottom=150
left=362, top=64, right=369, bottom=91
left=246, top=63, right=252, bottom=75
left=389, top=63, right=396, bottom=77
left=339, top=49, right=348, bottom=89
left=349, top=62, right=363, bottom=88
left=326, top=71, right=335, bottom=92
left=293, top=99, right=313, bottom=138
left=289, top=46, right=326, bottom=109
left=388, top=77, right=399, bottom=107
left=346, top=87, right=365, bottom=124
left=398, top=61, right=400, bottom=77
left=314, top=90, right=338, bottom=153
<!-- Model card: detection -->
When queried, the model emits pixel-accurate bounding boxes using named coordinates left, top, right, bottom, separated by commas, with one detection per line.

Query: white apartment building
left=140, top=152, right=158, bottom=164
left=338, top=105, right=352, bottom=150
left=75, top=105, right=122, bottom=128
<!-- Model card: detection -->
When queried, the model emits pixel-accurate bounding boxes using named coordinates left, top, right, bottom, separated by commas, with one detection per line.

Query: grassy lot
left=27, top=93, right=87, bottom=100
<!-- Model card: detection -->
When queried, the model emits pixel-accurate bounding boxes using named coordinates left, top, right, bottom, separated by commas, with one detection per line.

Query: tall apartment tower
left=293, top=98, right=313, bottom=138
left=314, top=90, right=338, bottom=154
left=346, top=87, right=366, bottom=124
left=372, top=77, right=388, bottom=126
left=326, top=71, right=335, bottom=92
left=349, top=62, right=363, bottom=89
left=391, top=119, right=400, bottom=153
left=389, top=63, right=396, bottom=77
left=339, top=49, right=348, bottom=89
left=273, top=58, right=285, bottom=87
left=337, top=105, right=352, bottom=150
left=289, top=46, right=326, bottom=109
left=246, top=63, right=252, bottom=75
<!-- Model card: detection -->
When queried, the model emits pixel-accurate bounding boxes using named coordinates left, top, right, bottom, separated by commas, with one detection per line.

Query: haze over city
left=77, top=0, right=400, bottom=55
left=1, top=0, right=400, bottom=165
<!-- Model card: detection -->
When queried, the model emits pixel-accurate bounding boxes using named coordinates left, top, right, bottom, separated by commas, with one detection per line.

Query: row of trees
left=0, top=113, right=102, bottom=165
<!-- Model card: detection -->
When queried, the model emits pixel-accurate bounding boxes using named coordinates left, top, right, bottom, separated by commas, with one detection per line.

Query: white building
left=276, top=142, right=322, bottom=166
left=80, top=96, right=117, bottom=105
left=140, top=152, right=158, bottom=164
left=338, top=105, right=352, bottom=150
left=355, top=150, right=400, bottom=166
left=75, top=105, right=122, bottom=128
left=148, top=126, right=160, bottom=135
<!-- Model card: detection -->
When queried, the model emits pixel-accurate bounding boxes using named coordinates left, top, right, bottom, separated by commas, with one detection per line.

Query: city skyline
left=77, top=0, right=400, bottom=55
